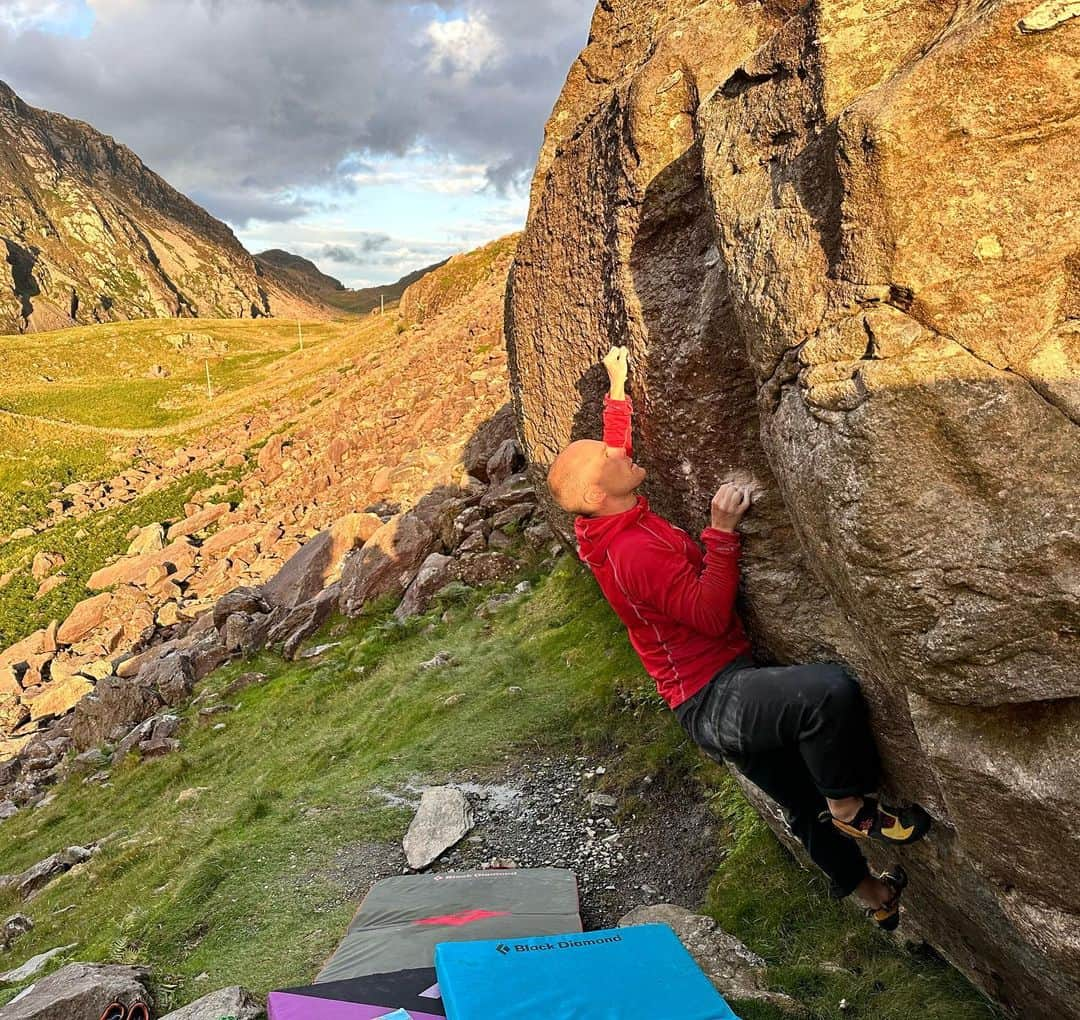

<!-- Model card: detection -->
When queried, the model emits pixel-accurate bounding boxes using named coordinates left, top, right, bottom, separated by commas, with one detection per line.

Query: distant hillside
left=257, top=250, right=451, bottom=316
left=337, top=260, right=451, bottom=315
left=0, top=80, right=331, bottom=334
left=401, top=235, right=519, bottom=323
left=254, top=249, right=347, bottom=306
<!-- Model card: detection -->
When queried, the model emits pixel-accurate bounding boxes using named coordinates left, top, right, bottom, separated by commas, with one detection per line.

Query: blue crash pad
left=434, top=923, right=741, bottom=1020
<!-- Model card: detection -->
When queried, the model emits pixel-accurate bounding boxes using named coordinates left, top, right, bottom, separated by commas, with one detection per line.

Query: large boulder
left=87, top=539, right=197, bottom=592
left=462, top=402, right=517, bottom=482
left=0, top=962, right=151, bottom=1019
left=506, top=3, right=1079, bottom=1016
left=165, top=503, right=229, bottom=541
left=212, top=588, right=271, bottom=630
left=55, top=593, right=113, bottom=646
left=126, top=524, right=165, bottom=557
left=137, top=652, right=196, bottom=705
left=266, top=584, right=340, bottom=660
left=0, top=945, right=78, bottom=984
left=339, top=514, right=440, bottom=617
left=261, top=512, right=381, bottom=609
left=26, top=675, right=93, bottom=722
left=394, top=553, right=458, bottom=620
left=0, top=845, right=95, bottom=899
left=70, top=677, right=165, bottom=750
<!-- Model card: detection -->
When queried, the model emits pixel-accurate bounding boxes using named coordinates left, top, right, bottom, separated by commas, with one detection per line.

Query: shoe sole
left=831, top=810, right=932, bottom=845
left=871, top=866, right=908, bottom=931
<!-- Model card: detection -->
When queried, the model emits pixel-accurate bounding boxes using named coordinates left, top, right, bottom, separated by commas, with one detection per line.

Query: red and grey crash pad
left=268, top=969, right=444, bottom=1020
left=315, top=868, right=581, bottom=983
left=268, top=869, right=581, bottom=1019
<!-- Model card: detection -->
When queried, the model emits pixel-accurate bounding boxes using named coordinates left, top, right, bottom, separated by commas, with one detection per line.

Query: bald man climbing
left=548, top=346, right=931, bottom=930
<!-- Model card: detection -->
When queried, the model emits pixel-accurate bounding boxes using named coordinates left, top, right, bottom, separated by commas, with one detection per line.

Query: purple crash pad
left=269, top=990, right=443, bottom=1020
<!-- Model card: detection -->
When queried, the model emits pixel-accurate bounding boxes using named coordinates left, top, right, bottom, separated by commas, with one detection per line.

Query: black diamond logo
left=496, top=943, right=511, bottom=956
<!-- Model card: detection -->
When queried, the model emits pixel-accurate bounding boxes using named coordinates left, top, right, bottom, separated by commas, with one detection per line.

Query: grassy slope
left=0, top=319, right=354, bottom=432
left=0, top=558, right=998, bottom=1019
left=401, top=237, right=518, bottom=321
left=0, top=315, right=393, bottom=647
left=0, top=317, right=352, bottom=543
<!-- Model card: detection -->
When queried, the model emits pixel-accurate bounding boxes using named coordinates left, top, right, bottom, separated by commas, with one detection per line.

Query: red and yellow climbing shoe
left=124, top=1004, right=150, bottom=1020
left=827, top=797, right=931, bottom=845
left=98, top=1005, right=125, bottom=1020
left=868, top=865, right=908, bottom=931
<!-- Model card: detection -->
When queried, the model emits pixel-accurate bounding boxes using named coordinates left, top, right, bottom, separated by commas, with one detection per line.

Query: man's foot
left=824, top=797, right=932, bottom=844
left=865, top=866, right=907, bottom=931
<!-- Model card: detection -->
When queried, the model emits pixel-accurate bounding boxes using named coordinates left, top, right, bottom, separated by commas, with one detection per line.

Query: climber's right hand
left=710, top=482, right=752, bottom=533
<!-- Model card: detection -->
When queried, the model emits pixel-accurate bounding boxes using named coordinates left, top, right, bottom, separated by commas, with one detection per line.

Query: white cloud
left=0, top=0, right=84, bottom=33
left=85, top=0, right=143, bottom=16
left=425, top=13, right=500, bottom=79
left=348, top=152, right=489, bottom=196
left=1, top=0, right=591, bottom=268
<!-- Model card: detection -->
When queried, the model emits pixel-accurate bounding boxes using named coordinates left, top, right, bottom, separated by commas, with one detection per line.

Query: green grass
left=0, top=465, right=243, bottom=649
left=707, top=773, right=993, bottom=1019
left=0, top=559, right=998, bottom=1017
left=0, top=316, right=383, bottom=543
left=403, top=235, right=518, bottom=322
left=0, top=319, right=352, bottom=432
left=0, top=415, right=114, bottom=539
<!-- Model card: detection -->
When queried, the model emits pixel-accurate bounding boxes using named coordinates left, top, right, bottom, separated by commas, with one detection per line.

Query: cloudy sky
left=0, top=0, right=594, bottom=286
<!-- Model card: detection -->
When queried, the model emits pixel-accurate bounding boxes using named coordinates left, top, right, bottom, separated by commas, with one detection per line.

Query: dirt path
left=317, top=752, right=723, bottom=937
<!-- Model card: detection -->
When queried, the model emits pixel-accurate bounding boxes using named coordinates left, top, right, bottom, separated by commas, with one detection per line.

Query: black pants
left=675, top=656, right=879, bottom=898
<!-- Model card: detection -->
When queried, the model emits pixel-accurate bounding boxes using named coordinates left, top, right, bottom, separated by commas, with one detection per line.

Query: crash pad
left=316, top=869, right=581, bottom=983
left=434, top=923, right=741, bottom=1020
left=268, top=969, right=444, bottom=1020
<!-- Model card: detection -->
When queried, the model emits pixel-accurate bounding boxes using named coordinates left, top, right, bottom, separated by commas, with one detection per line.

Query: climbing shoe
left=124, top=1004, right=150, bottom=1020
left=867, top=865, right=908, bottom=931
left=825, top=797, right=931, bottom=844
left=98, top=1005, right=125, bottom=1020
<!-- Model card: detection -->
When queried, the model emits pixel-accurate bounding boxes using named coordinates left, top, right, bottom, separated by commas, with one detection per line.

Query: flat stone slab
left=0, top=944, right=76, bottom=984
left=0, top=846, right=95, bottom=901
left=159, top=986, right=265, bottom=1019
left=403, top=786, right=474, bottom=870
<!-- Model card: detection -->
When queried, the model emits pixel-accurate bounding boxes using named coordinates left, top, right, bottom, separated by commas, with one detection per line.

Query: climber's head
left=547, top=440, right=646, bottom=515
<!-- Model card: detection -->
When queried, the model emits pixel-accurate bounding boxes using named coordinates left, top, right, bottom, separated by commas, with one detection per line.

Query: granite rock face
left=507, top=2, right=1079, bottom=1016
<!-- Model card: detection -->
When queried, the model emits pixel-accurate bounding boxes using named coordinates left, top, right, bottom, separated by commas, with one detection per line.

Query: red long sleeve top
left=574, top=396, right=751, bottom=708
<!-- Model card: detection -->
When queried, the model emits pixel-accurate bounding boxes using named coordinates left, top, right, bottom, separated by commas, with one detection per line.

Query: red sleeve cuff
left=603, top=395, right=633, bottom=411
left=701, top=527, right=741, bottom=548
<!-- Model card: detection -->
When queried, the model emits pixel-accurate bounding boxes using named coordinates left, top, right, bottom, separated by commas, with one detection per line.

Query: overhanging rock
left=506, top=2, right=1080, bottom=1016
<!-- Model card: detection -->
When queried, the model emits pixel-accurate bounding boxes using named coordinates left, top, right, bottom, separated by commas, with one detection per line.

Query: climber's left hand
left=603, top=345, right=629, bottom=398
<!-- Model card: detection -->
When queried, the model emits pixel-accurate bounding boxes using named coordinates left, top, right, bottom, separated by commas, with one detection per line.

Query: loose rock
left=403, top=786, right=474, bottom=870
left=158, top=986, right=265, bottom=1020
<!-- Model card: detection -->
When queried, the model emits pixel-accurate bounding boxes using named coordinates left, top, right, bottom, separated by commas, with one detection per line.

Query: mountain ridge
left=0, top=80, right=332, bottom=334
left=255, top=249, right=454, bottom=316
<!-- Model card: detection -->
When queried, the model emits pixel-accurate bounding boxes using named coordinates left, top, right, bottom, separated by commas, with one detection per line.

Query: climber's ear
left=581, top=483, right=606, bottom=510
